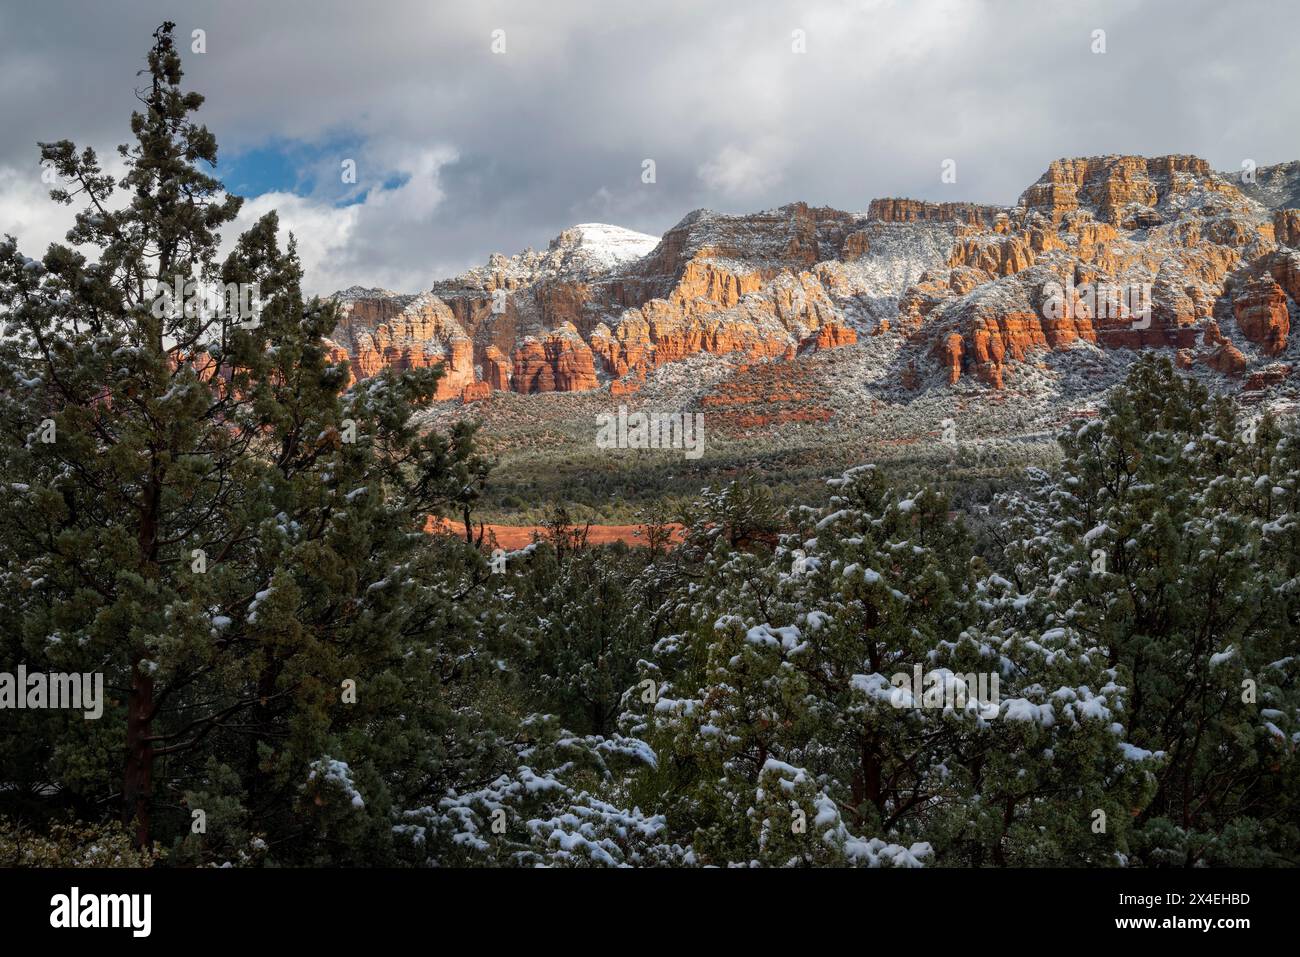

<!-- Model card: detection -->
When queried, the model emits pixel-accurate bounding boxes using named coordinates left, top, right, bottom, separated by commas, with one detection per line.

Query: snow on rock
left=560, top=223, right=661, bottom=272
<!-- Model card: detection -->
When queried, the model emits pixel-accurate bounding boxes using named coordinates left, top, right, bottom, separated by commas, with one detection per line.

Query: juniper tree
left=994, top=355, right=1300, bottom=865
left=0, top=23, right=490, bottom=860
left=622, top=471, right=1152, bottom=865
left=492, top=540, right=656, bottom=735
left=618, top=475, right=961, bottom=865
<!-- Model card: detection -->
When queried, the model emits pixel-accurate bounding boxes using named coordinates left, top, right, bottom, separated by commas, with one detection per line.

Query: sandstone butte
left=321, top=155, right=1300, bottom=397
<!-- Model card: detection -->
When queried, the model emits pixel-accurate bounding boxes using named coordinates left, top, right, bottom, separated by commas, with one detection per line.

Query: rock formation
left=1234, top=276, right=1290, bottom=355
left=325, top=290, right=478, bottom=398
left=461, top=381, right=492, bottom=403
left=324, top=155, right=1300, bottom=401
left=902, top=155, right=1296, bottom=388
left=511, top=324, right=599, bottom=393
left=482, top=346, right=512, bottom=391
left=1273, top=209, right=1300, bottom=248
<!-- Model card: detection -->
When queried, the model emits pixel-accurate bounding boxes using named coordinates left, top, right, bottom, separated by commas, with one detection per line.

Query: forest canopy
left=1, top=24, right=1297, bottom=869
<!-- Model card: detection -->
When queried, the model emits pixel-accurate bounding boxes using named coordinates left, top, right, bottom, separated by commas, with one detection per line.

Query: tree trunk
left=126, top=465, right=162, bottom=848
left=123, top=663, right=155, bottom=848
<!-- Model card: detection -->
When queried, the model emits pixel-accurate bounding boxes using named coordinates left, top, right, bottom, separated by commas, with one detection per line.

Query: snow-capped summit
left=549, top=223, right=661, bottom=272
left=446, top=222, right=661, bottom=290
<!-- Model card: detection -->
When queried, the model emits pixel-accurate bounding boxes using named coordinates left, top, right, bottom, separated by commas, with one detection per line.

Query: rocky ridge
left=325, top=155, right=1300, bottom=404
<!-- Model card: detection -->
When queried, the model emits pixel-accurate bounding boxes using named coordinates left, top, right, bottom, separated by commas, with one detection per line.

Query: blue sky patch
left=219, top=134, right=371, bottom=206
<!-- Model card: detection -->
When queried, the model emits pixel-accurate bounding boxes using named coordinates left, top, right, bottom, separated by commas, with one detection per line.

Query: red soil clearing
left=426, top=517, right=685, bottom=549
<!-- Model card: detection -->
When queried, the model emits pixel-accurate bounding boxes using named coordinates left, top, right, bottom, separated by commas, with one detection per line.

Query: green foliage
left=0, top=815, right=160, bottom=867
left=990, top=354, right=1300, bottom=865
left=620, top=467, right=1152, bottom=866
left=0, top=26, right=1295, bottom=869
left=0, top=22, right=496, bottom=865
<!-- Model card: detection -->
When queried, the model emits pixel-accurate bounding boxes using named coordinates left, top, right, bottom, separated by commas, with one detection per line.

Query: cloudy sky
left=1, top=0, right=1296, bottom=294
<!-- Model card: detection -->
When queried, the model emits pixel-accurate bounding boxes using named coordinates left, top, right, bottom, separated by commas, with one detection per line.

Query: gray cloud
left=1, top=0, right=1296, bottom=294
